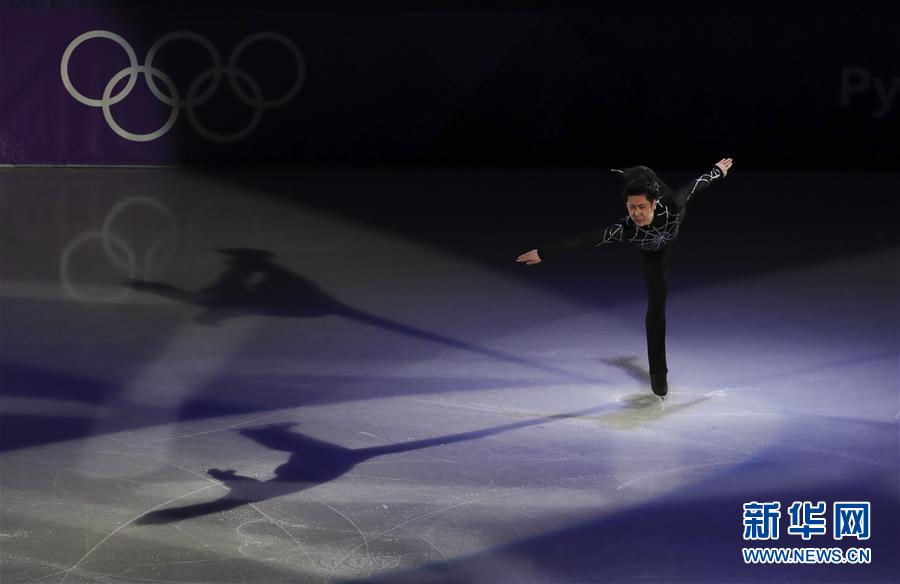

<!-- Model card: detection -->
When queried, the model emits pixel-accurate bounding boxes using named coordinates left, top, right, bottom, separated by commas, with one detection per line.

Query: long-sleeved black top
left=540, top=166, right=724, bottom=256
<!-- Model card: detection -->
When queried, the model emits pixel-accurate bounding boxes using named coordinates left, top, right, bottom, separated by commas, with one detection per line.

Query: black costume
left=538, top=166, right=725, bottom=393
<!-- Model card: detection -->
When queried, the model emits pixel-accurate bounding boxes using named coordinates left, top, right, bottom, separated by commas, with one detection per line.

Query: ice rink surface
left=1, top=168, right=897, bottom=583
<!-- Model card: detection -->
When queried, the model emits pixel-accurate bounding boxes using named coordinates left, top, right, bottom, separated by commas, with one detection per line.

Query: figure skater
left=516, top=158, right=734, bottom=397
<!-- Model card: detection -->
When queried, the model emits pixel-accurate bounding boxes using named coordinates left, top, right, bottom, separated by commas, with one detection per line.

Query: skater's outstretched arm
left=670, top=157, right=734, bottom=208
left=516, top=222, right=624, bottom=266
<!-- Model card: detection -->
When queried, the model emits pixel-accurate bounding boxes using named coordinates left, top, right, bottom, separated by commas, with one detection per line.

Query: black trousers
left=640, top=247, right=670, bottom=375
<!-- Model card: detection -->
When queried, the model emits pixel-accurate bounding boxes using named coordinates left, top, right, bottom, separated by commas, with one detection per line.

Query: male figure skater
left=516, top=158, right=734, bottom=397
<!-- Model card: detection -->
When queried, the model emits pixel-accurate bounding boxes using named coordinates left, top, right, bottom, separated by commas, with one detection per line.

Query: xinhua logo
left=742, top=500, right=871, bottom=542
left=741, top=501, right=873, bottom=566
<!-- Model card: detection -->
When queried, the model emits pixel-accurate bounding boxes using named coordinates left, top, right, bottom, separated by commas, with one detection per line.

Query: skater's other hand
left=715, top=157, right=734, bottom=176
left=516, top=249, right=542, bottom=266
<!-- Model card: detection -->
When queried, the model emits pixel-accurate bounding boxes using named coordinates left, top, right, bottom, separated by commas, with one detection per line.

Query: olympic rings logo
left=60, top=30, right=305, bottom=143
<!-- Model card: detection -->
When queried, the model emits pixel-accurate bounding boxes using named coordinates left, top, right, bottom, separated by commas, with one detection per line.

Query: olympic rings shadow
left=137, top=403, right=614, bottom=525
left=60, top=196, right=179, bottom=303
left=127, top=248, right=604, bottom=384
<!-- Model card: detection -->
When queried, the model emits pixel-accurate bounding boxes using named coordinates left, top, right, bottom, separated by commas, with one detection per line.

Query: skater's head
left=617, top=166, right=660, bottom=227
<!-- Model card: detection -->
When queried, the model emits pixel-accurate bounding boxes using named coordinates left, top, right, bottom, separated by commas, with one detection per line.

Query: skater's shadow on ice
left=128, top=248, right=598, bottom=383
left=600, top=355, right=650, bottom=385
left=137, top=405, right=609, bottom=525
left=128, top=248, right=345, bottom=324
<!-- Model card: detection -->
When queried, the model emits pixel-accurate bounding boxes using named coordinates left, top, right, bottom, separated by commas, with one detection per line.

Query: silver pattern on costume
left=593, top=166, right=724, bottom=252
left=599, top=200, right=683, bottom=251
left=685, top=167, right=723, bottom=204
left=626, top=201, right=681, bottom=251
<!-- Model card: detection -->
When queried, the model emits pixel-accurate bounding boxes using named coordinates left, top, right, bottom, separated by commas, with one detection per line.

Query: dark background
left=5, top=1, right=897, bottom=169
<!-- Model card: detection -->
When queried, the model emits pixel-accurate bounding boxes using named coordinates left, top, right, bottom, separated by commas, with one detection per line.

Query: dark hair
left=617, top=165, right=661, bottom=202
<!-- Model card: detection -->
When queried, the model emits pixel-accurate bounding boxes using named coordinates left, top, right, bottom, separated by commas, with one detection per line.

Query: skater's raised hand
left=516, top=249, right=542, bottom=266
left=715, top=157, right=734, bottom=176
